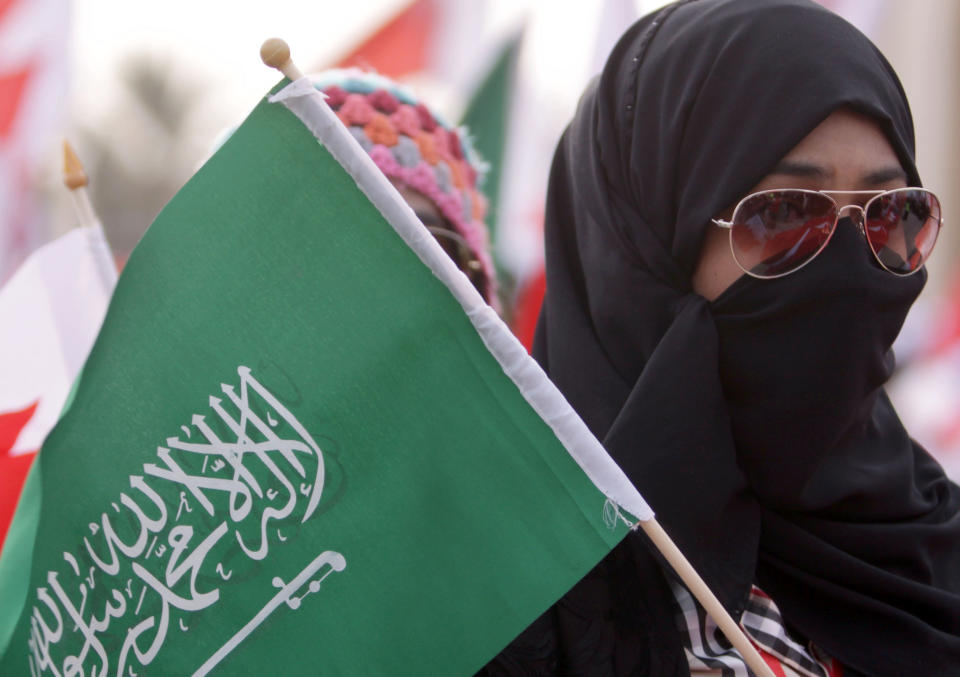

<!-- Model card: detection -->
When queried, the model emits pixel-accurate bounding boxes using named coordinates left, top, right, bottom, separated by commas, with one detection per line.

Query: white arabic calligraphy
left=25, top=366, right=337, bottom=677
left=192, top=551, right=346, bottom=677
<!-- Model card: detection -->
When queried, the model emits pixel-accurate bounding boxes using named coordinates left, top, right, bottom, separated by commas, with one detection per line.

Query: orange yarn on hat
left=365, top=113, right=399, bottom=147
left=416, top=132, right=440, bottom=165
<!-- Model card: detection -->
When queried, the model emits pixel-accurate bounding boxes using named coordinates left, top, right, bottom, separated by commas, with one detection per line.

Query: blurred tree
left=77, top=52, right=209, bottom=259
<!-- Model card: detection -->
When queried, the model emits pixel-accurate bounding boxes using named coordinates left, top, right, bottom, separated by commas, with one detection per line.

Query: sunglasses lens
left=865, top=189, right=941, bottom=275
left=730, top=191, right=837, bottom=277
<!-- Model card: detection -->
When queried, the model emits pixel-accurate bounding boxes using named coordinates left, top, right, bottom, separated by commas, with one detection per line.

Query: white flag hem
left=268, top=79, right=653, bottom=523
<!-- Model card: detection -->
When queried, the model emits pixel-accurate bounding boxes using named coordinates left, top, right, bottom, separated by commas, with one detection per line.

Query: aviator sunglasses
left=711, top=188, right=943, bottom=278
left=420, top=220, right=489, bottom=300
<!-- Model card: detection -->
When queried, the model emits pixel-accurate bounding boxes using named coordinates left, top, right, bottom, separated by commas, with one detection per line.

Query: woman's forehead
left=754, top=109, right=907, bottom=191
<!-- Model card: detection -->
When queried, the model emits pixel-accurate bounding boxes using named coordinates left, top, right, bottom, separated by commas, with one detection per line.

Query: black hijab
left=481, top=1, right=960, bottom=675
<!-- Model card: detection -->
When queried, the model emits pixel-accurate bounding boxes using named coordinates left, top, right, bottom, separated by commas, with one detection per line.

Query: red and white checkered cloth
left=671, top=582, right=843, bottom=677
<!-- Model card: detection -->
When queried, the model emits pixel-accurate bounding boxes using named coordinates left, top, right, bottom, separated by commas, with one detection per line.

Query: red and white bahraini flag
left=0, top=223, right=116, bottom=551
left=0, top=0, right=70, bottom=283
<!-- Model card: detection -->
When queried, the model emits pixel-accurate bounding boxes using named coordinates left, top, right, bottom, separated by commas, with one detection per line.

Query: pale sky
left=68, top=0, right=640, bottom=123
left=72, top=0, right=427, bottom=119
left=51, top=0, right=663, bottom=256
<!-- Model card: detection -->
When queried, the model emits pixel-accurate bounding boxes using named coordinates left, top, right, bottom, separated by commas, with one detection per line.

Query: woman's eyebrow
left=861, top=166, right=908, bottom=185
left=769, top=161, right=908, bottom=186
left=768, top=160, right=831, bottom=179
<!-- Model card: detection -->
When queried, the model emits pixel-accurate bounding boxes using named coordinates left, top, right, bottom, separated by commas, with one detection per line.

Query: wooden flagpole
left=260, top=38, right=776, bottom=677
left=638, top=519, right=774, bottom=677
left=62, top=140, right=118, bottom=287
left=62, top=140, right=99, bottom=229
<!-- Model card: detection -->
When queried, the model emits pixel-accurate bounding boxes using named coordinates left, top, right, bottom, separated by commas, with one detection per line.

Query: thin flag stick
left=62, top=140, right=98, bottom=228
left=61, top=140, right=118, bottom=287
left=638, top=519, right=774, bottom=677
left=260, top=38, right=776, bottom=677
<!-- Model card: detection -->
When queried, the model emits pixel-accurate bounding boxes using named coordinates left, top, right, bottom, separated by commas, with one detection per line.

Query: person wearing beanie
left=310, top=69, right=498, bottom=309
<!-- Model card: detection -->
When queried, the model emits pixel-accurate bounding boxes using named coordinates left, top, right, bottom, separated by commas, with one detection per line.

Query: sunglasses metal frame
left=711, top=187, right=943, bottom=279
left=425, top=225, right=484, bottom=273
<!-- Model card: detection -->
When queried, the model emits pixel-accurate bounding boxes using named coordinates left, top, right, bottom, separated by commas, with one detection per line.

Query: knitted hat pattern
left=310, top=69, right=497, bottom=304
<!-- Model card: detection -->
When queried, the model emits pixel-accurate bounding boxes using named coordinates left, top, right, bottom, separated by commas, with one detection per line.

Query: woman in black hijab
left=480, top=0, right=960, bottom=675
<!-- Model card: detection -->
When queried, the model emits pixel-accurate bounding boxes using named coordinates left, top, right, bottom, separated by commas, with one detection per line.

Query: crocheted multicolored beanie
left=309, top=69, right=497, bottom=305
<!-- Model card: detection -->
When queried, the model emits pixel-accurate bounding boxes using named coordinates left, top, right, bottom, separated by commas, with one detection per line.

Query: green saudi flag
left=0, top=77, right=652, bottom=676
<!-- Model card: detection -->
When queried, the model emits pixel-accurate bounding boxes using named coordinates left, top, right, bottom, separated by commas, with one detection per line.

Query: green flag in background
left=0, top=77, right=651, bottom=676
left=461, top=31, right=521, bottom=247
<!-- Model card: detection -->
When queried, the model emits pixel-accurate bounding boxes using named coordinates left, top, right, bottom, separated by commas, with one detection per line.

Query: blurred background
left=2, top=0, right=959, bottom=479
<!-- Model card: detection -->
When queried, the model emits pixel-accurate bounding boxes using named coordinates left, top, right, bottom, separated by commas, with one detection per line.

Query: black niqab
left=481, top=1, right=960, bottom=675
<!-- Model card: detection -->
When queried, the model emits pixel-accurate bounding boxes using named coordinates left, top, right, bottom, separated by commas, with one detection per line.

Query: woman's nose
left=838, top=203, right=867, bottom=234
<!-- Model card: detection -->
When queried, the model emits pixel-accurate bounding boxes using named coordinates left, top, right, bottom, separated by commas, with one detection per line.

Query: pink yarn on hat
left=311, top=70, right=498, bottom=307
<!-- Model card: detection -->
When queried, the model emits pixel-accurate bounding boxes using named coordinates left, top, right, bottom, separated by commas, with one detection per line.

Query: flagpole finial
left=260, top=38, right=304, bottom=81
left=62, top=140, right=88, bottom=190
left=62, top=140, right=101, bottom=229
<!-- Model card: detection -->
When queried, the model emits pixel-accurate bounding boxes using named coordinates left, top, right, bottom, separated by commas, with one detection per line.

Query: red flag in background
left=0, top=224, right=117, bottom=552
left=330, top=0, right=490, bottom=88
left=510, top=267, right=544, bottom=350
left=0, top=65, right=33, bottom=140
left=335, top=0, right=438, bottom=78
left=0, top=0, right=69, bottom=283
left=0, top=400, right=37, bottom=550
left=0, top=401, right=35, bottom=454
